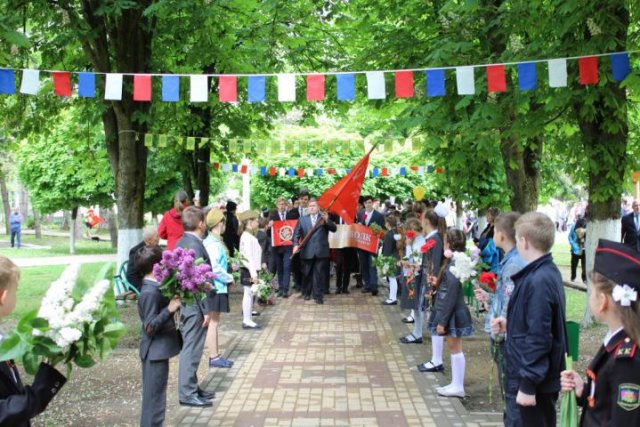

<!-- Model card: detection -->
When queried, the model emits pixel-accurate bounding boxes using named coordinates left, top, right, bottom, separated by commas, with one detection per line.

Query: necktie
left=280, top=212, right=284, bottom=221
left=311, top=215, right=317, bottom=227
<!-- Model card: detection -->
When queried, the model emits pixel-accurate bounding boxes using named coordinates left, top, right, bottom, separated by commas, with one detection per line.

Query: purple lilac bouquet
left=153, top=247, right=216, bottom=305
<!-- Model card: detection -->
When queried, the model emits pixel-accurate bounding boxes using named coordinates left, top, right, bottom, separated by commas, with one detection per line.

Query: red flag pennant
left=297, top=167, right=305, bottom=178
left=395, top=71, right=414, bottom=98
left=306, top=74, right=325, bottom=101
left=327, top=168, right=336, bottom=175
left=579, top=56, right=598, bottom=85
left=381, top=167, right=389, bottom=177
left=435, top=167, right=444, bottom=174
left=486, top=65, right=506, bottom=93
left=219, top=76, right=237, bottom=102
left=318, top=151, right=372, bottom=224
left=213, top=162, right=220, bottom=170
left=133, top=74, right=152, bottom=101
left=52, top=72, right=72, bottom=97
left=240, top=164, right=248, bottom=174
left=410, top=166, right=419, bottom=172
left=269, top=166, right=277, bottom=176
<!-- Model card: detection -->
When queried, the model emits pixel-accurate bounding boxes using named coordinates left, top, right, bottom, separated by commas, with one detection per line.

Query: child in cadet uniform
left=0, top=256, right=67, bottom=427
left=492, top=212, right=567, bottom=427
left=561, top=239, right=640, bottom=426
left=137, top=246, right=182, bottom=427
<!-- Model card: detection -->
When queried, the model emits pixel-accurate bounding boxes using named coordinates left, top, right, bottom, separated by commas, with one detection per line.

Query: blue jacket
left=484, top=247, right=527, bottom=333
left=9, top=213, right=22, bottom=232
left=505, top=253, right=567, bottom=395
left=568, top=219, right=587, bottom=255
left=480, top=239, right=500, bottom=273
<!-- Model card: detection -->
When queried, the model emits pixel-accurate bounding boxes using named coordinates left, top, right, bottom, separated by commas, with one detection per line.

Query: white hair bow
left=612, top=284, right=638, bottom=307
left=434, top=202, right=449, bottom=219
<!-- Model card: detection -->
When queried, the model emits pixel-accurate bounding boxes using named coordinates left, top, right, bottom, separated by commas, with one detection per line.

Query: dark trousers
left=274, top=249, right=292, bottom=293
left=570, top=251, right=586, bottom=282
left=10, top=229, right=20, bottom=248
left=303, top=257, right=329, bottom=301
left=178, top=303, right=206, bottom=401
left=518, top=392, right=558, bottom=427
left=141, top=357, right=169, bottom=427
left=335, top=249, right=351, bottom=292
left=291, top=255, right=303, bottom=290
left=358, top=250, right=378, bottom=291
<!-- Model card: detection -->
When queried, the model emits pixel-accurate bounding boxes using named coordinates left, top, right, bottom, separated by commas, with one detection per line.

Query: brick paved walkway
left=173, top=290, right=502, bottom=427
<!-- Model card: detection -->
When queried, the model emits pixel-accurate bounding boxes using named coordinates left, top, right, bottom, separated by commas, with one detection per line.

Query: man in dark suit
left=271, top=197, right=293, bottom=297
left=175, top=207, right=215, bottom=408
left=292, top=198, right=337, bottom=304
left=222, top=201, right=239, bottom=256
left=287, top=190, right=310, bottom=292
left=0, top=257, right=66, bottom=427
left=357, top=195, right=385, bottom=296
left=621, top=199, right=640, bottom=252
left=136, top=245, right=183, bottom=427
left=125, top=226, right=160, bottom=292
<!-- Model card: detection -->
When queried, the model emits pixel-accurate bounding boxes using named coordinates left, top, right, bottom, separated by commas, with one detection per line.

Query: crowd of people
left=1, top=188, right=640, bottom=427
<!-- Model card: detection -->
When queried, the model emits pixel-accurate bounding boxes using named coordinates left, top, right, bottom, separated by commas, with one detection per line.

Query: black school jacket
left=0, top=361, right=66, bottom=427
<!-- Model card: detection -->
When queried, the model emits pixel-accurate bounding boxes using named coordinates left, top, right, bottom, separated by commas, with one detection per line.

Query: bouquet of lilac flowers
left=153, top=247, right=216, bottom=307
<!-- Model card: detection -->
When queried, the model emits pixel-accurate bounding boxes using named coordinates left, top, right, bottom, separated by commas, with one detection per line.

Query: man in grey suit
left=175, top=207, right=215, bottom=407
left=136, top=245, right=182, bottom=427
left=292, top=198, right=337, bottom=304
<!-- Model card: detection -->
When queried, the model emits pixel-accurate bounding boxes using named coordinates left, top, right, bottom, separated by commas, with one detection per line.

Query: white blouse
left=240, top=231, right=262, bottom=279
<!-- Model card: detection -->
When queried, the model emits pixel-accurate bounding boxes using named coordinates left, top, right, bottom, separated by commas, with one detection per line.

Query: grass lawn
left=0, top=234, right=116, bottom=258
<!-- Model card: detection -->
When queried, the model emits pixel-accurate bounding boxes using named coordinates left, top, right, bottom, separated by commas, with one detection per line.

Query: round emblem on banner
left=279, top=225, right=294, bottom=242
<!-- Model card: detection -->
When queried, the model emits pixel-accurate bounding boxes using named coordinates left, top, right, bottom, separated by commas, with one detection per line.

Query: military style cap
left=594, top=239, right=640, bottom=288
left=238, top=210, right=260, bottom=222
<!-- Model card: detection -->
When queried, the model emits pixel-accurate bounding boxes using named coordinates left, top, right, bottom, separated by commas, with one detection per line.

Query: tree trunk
left=196, top=143, right=211, bottom=207
left=105, top=205, right=118, bottom=248
left=70, top=207, right=78, bottom=255
left=32, top=206, right=41, bottom=239
left=0, top=168, right=10, bottom=235
left=500, top=136, right=542, bottom=213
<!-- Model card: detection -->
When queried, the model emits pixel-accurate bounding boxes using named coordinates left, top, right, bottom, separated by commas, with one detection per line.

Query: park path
left=173, top=290, right=502, bottom=427
left=12, top=254, right=117, bottom=267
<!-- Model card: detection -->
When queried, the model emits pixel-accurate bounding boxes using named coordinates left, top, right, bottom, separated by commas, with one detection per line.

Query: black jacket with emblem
left=579, top=329, right=640, bottom=426
left=0, top=361, right=66, bottom=427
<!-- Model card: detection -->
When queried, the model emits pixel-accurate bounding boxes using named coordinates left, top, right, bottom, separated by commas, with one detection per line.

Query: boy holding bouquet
left=137, top=246, right=182, bottom=427
left=0, top=256, right=67, bottom=427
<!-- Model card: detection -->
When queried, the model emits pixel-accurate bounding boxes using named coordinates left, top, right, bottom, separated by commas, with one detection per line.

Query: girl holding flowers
left=382, top=215, right=403, bottom=305
left=424, top=229, right=474, bottom=398
left=238, top=210, right=263, bottom=329
left=399, top=218, right=426, bottom=327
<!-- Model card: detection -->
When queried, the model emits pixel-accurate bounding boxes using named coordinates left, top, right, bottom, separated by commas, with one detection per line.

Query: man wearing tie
left=292, top=198, right=337, bottom=304
left=357, top=195, right=385, bottom=296
left=287, top=190, right=310, bottom=292
left=621, top=199, right=640, bottom=252
left=271, top=197, right=293, bottom=298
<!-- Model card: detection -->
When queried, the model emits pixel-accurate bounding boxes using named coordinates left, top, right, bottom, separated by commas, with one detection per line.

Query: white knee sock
left=450, top=352, right=465, bottom=390
left=409, top=309, right=415, bottom=319
left=388, top=277, right=398, bottom=301
left=431, top=336, right=444, bottom=365
left=242, top=287, right=253, bottom=324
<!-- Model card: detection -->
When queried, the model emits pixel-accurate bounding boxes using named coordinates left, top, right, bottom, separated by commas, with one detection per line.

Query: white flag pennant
left=419, top=166, right=425, bottom=174
left=455, top=66, right=475, bottom=95
left=366, top=71, right=386, bottom=99
left=305, top=168, right=313, bottom=177
left=548, top=59, right=567, bottom=87
left=278, top=74, right=296, bottom=102
left=104, top=73, right=123, bottom=100
left=279, top=167, right=287, bottom=177
left=190, top=75, right=208, bottom=102
left=20, top=69, right=40, bottom=95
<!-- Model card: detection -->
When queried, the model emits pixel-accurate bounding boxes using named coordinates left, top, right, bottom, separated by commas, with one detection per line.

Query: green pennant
left=326, top=140, right=334, bottom=153
left=384, top=139, right=393, bottom=153
left=357, top=139, right=365, bottom=153
left=243, top=140, right=251, bottom=153
left=335, top=140, right=342, bottom=153
left=186, top=136, right=196, bottom=151
left=229, top=139, right=237, bottom=153
left=176, top=136, right=184, bottom=147
left=299, top=140, right=307, bottom=154
left=158, top=134, right=168, bottom=147
left=144, top=133, right=154, bottom=148
left=200, top=137, right=210, bottom=147
left=285, top=140, right=293, bottom=154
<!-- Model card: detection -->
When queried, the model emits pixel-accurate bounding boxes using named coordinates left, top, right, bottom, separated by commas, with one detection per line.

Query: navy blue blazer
left=292, top=214, right=336, bottom=259
left=137, top=279, right=182, bottom=362
left=357, top=209, right=385, bottom=228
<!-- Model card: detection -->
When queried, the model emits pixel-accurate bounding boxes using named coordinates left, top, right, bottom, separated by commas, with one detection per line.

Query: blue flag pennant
left=336, top=73, right=355, bottom=101
left=0, top=69, right=15, bottom=94
left=399, top=166, right=407, bottom=176
left=260, top=166, right=267, bottom=176
left=248, top=76, right=266, bottom=103
left=232, top=164, right=238, bottom=173
left=518, top=63, right=537, bottom=90
left=288, top=167, right=295, bottom=177
left=426, top=69, right=445, bottom=97
left=372, top=167, right=379, bottom=177
left=162, top=76, right=180, bottom=102
left=610, top=53, right=630, bottom=82
left=317, top=168, right=323, bottom=176
left=78, top=72, right=96, bottom=98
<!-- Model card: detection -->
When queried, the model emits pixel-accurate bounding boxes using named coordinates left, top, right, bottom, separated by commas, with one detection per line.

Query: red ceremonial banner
left=329, top=224, right=380, bottom=254
left=272, top=220, right=298, bottom=246
left=395, top=71, right=414, bottom=98
left=307, top=74, right=325, bottom=101
left=579, top=56, right=598, bottom=85
left=487, top=65, right=506, bottom=92
left=133, top=74, right=152, bottom=101
left=52, top=72, right=72, bottom=97
left=219, top=76, right=237, bottom=102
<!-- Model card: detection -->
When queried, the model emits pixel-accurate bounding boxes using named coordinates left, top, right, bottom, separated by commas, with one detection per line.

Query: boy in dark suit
left=0, top=256, right=66, bottom=427
left=621, top=199, right=640, bottom=252
left=292, top=198, right=337, bottom=304
left=357, top=195, right=385, bottom=296
left=136, top=246, right=182, bottom=427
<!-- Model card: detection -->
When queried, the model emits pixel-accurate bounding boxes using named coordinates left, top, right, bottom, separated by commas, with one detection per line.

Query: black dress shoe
left=180, top=396, right=213, bottom=407
left=342, top=289, right=350, bottom=294
left=242, top=323, right=261, bottom=329
left=371, top=290, right=378, bottom=296
left=361, top=288, right=372, bottom=293
left=401, top=316, right=415, bottom=324
left=283, top=293, right=289, bottom=298
left=198, top=389, right=216, bottom=400
left=315, top=299, right=324, bottom=305
left=304, top=295, right=311, bottom=301
left=335, top=289, right=343, bottom=294
left=399, top=335, right=423, bottom=344
left=382, top=300, right=398, bottom=305
left=417, top=362, right=445, bottom=373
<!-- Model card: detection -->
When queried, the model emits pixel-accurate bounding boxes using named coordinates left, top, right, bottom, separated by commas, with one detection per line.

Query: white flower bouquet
left=449, top=251, right=478, bottom=283
left=0, top=263, right=125, bottom=375
left=373, top=255, right=398, bottom=278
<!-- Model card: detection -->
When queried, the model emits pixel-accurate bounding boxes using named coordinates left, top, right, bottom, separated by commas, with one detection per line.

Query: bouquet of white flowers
left=0, top=263, right=125, bottom=375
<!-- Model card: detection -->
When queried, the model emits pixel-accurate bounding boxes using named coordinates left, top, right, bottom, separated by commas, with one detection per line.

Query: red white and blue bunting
left=211, top=162, right=443, bottom=178
left=0, top=51, right=633, bottom=102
